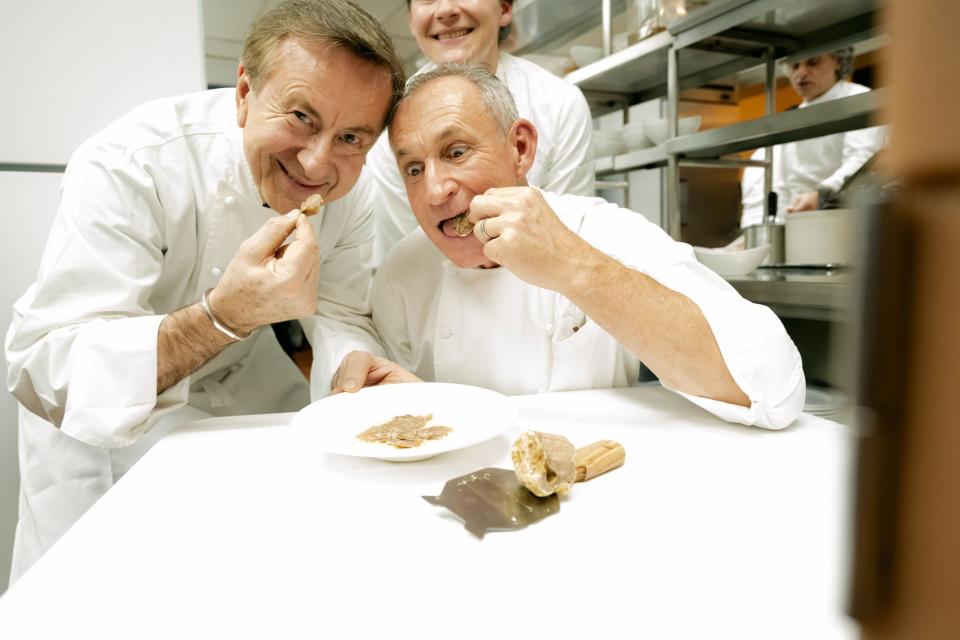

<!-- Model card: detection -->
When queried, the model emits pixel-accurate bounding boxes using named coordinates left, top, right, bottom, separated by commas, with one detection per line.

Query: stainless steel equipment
left=744, top=191, right=785, bottom=264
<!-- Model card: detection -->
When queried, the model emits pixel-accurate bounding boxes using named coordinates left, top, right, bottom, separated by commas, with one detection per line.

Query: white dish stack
left=803, top=385, right=849, bottom=423
left=591, top=129, right=625, bottom=158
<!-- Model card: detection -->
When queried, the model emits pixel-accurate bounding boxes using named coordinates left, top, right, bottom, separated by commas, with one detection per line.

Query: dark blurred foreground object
left=851, top=1, right=960, bottom=638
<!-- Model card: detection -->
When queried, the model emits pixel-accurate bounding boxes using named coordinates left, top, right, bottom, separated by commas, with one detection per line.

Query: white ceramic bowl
left=693, top=244, right=770, bottom=277
left=591, top=135, right=623, bottom=158
left=569, top=45, right=602, bottom=68
left=622, top=124, right=651, bottom=151
left=642, top=116, right=702, bottom=145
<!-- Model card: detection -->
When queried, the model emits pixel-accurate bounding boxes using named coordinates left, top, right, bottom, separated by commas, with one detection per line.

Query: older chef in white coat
left=337, top=64, right=805, bottom=430
left=366, top=0, right=595, bottom=264
left=741, top=47, right=885, bottom=225
left=4, top=0, right=406, bottom=583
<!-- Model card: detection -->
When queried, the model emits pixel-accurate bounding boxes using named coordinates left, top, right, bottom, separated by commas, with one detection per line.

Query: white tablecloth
left=0, top=386, right=858, bottom=639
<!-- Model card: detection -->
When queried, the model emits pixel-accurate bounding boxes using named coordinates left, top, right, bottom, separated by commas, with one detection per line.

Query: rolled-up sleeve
left=576, top=197, right=806, bottom=429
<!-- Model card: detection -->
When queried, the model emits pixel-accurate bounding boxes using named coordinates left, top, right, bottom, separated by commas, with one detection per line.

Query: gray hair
left=782, top=46, right=856, bottom=81
left=395, top=62, right=519, bottom=136
left=831, top=47, right=855, bottom=80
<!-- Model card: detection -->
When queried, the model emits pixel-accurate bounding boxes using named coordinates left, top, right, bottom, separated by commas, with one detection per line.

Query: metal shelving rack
left=562, top=0, right=883, bottom=245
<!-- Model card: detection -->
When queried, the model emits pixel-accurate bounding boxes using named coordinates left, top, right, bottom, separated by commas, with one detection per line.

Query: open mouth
left=433, top=28, right=473, bottom=41
left=438, top=209, right=472, bottom=238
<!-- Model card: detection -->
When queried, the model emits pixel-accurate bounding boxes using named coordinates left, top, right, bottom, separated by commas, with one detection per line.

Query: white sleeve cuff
left=60, top=314, right=170, bottom=448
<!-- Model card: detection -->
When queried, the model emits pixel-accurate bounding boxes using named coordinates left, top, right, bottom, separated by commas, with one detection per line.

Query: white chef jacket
left=367, top=51, right=596, bottom=264
left=372, top=190, right=805, bottom=431
left=5, top=89, right=382, bottom=582
left=741, top=81, right=886, bottom=226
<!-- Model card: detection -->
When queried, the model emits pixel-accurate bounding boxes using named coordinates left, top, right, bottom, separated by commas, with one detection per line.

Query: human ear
left=510, top=119, right=538, bottom=180
left=499, top=1, right=513, bottom=28
left=236, top=65, right=252, bottom=128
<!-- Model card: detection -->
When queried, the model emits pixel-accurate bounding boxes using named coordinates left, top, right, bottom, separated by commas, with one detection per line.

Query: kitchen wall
left=0, top=0, right=206, bottom=593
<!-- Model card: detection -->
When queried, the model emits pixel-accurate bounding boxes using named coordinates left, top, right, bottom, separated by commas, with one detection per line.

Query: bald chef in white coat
left=334, top=63, right=805, bottom=430
left=365, top=0, right=595, bottom=264
left=4, top=0, right=409, bottom=583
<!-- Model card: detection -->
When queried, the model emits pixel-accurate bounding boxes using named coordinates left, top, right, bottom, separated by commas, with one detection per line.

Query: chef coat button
left=224, top=196, right=236, bottom=206
left=545, top=323, right=554, bottom=337
left=211, top=267, right=222, bottom=277
left=438, top=326, right=452, bottom=339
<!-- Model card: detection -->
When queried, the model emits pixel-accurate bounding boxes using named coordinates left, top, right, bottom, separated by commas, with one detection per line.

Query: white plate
left=804, top=385, right=847, bottom=412
left=289, top=382, right=518, bottom=462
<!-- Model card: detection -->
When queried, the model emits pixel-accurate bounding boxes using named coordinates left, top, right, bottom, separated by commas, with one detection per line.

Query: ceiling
left=202, top=0, right=423, bottom=86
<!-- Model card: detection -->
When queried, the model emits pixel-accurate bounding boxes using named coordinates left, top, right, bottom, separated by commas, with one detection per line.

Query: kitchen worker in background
left=336, top=63, right=805, bottom=431
left=4, top=0, right=407, bottom=584
left=741, top=47, right=886, bottom=226
left=366, top=0, right=595, bottom=264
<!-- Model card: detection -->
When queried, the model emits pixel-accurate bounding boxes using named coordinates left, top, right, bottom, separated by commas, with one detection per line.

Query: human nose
left=435, top=0, right=460, bottom=21
left=298, top=136, right=334, bottom=182
left=425, top=161, right=457, bottom=206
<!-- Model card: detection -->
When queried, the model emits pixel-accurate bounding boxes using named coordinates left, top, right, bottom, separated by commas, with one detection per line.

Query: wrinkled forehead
left=390, top=78, right=487, bottom=152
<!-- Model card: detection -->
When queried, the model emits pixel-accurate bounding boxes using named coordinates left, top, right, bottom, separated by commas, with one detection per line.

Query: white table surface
left=0, top=386, right=858, bottom=639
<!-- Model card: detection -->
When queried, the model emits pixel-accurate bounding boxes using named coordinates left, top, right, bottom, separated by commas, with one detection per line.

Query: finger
left=293, top=212, right=319, bottom=245
left=274, top=218, right=320, bottom=273
left=245, top=213, right=300, bottom=259
left=474, top=215, right=504, bottom=243
left=331, top=351, right=371, bottom=393
left=466, top=194, right=505, bottom=223
left=482, top=234, right=504, bottom=265
left=368, top=359, right=421, bottom=386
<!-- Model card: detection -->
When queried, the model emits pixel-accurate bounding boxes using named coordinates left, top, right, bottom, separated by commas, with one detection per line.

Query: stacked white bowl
left=591, top=129, right=624, bottom=158
left=642, top=115, right=702, bottom=145
left=804, top=385, right=849, bottom=423
left=623, top=122, right=652, bottom=151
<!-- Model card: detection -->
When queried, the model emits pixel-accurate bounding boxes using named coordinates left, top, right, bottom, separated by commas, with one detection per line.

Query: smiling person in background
left=4, top=0, right=408, bottom=584
left=337, top=63, right=805, bottom=431
left=366, top=0, right=595, bottom=264
left=741, top=47, right=886, bottom=224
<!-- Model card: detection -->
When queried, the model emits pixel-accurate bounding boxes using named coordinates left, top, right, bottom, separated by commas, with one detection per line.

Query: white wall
left=0, top=0, right=206, bottom=592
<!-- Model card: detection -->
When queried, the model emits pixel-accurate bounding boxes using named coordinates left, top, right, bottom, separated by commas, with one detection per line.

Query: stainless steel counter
left=726, top=268, right=854, bottom=321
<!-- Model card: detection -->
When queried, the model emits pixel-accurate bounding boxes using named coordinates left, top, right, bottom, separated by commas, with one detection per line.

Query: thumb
left=331, top=351, right=372, bottom=394
left=244, top=212, right=300, bottom=260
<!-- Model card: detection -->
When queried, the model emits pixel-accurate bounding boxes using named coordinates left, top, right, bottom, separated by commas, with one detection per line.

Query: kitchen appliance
left=785, top=208, right=860, bottom=265
left=744, top=192, right=785, bottom=264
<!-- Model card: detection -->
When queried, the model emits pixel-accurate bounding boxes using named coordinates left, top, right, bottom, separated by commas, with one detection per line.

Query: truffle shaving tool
left=422, top=433, right=624, bottom=538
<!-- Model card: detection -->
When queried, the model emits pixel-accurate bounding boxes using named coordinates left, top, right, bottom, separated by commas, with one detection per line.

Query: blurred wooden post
left=853, top=1, right=960, bottom=638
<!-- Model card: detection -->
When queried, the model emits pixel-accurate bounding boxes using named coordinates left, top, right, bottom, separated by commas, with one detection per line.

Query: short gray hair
left=395, top=62, right=519, bottom=136
left=782, top=46, right=856, bottom=81
left=831, top=47, right=855, bottom=80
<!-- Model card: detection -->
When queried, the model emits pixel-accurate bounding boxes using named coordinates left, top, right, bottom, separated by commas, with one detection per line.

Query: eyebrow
left=395, top=126, right=464, bottom=159
left=287, top=95, right=379, bottom=137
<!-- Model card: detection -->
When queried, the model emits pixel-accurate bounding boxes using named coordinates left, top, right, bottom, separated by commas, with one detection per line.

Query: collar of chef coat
left=219, top=121, right=268, bottom=211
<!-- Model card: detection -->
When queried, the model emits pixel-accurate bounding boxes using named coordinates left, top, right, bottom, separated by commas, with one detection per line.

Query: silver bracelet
left=200, top=288, right=249, bottom=342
